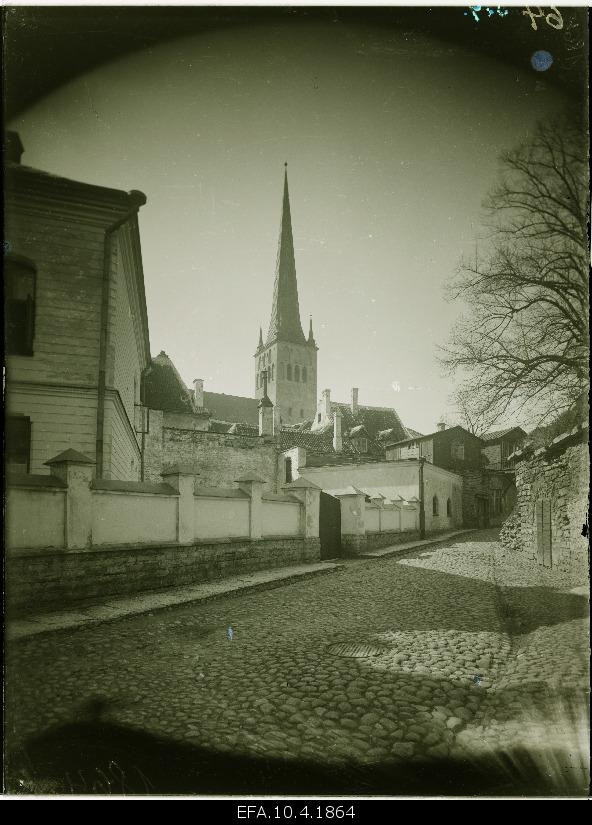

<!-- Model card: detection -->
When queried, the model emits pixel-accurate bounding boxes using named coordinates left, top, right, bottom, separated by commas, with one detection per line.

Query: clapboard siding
left=7, top=386, right=98, bottom=474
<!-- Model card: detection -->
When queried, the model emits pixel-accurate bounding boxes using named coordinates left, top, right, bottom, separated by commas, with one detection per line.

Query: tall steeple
left=254, top=163, right=318, bottom=428
left=266, top=164, right=306, bottom=346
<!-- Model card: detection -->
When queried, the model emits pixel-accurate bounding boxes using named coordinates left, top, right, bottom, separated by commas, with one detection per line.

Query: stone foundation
left=341, top=534, right=367, bottom=557
left=365, top=530, right=420, bottom=550
left=6, top=537, right=321, bottom=617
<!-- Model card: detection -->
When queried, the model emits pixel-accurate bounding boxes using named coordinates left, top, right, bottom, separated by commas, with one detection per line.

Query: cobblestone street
left=6, top=530, right=589, bottom=796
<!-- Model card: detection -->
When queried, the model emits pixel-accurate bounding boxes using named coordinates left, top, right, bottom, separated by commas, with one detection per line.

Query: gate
left=319, top=491, right=341, bottom=559
left=476, top=496, right=490, bottom=528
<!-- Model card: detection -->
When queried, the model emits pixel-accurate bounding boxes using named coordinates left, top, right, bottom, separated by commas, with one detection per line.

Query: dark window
left=286, top=364, right=292, bottom=381
left=285, top=457, right=293, bottom=483
left=294, top=365, right=300, bottom=382
left=433, top=496, right=439, bottom=516
left=317, top=413, right=321, bottom=422
left=5, top=257, right=36, bottom=356
left=302, top=366, right=307, bottom=382
left=447, top=498, right=452, bottom=517
left=6, top=416, right=31, bottom=473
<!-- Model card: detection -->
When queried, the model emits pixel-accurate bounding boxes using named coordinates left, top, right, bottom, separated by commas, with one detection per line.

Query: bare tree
left=441, top=112, right=589, bottom=431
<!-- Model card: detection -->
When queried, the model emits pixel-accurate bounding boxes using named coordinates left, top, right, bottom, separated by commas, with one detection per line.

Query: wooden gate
left=535, top=499, right=552, bottom=567
left=476, top=496, right=490, bottom=528
left=319, top=492, right=341, bottom=559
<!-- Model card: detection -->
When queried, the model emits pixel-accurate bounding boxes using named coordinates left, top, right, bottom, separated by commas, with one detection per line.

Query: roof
left=263, top=167, right=310, bottom=347
left=204, top=392, right=259, bottom=425
left=312, top=401, right=408, bottom=444
left=143, top=354, right=260, bottom=424
left=143, top=352, right=195, bottom=413
left=481, top=427, right=527, bottom=443
left=386, top=424, right=483, bottom=448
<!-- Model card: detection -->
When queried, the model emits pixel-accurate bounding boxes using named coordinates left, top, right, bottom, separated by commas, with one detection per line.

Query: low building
left=385, top=422, right=484, bottom=471
left=4, top=132, right=151, bottom=480
left=481, top=427, right=527, bottom=470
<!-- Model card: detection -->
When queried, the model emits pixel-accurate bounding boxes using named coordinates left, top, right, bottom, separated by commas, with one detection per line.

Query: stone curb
left=7, top=561, right=343, bottom=642
left=358, top=529, right=478, bottom=559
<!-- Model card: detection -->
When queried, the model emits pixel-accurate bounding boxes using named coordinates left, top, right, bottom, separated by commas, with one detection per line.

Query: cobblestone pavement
left=6, top=530, right=589, bottom=795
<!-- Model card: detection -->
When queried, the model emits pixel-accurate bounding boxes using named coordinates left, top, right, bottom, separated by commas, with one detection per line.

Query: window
left=302, top=366, right=307, bottom=382
left=5, top=257, right=36, bottom=356
left=286, top=364, right=292, bottom=381
left=433, top=496, right=439, bottom=516
left=279, top=363, right=284, bottom=380
left=300, top=408, right=304, bottom=418
left=317, top=413, right=322, bottom=423
left=285, top=457, right=293, bottom=483
left=6, top=416, right=31, bottom=473
left=294, top=365, right=300, bottom=382
left=446, top=498, right=452, bottom=517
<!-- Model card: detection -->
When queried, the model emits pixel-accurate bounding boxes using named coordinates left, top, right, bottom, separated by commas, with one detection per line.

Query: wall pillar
left=161, top=463, right=197, bottom=544
left=335, top=487, right=367, bottom=556
left=283, top=477, right=321, bottom=538
left=45, top=449, right=95, bottom=549
left=236, top=473, right=267, bottom=540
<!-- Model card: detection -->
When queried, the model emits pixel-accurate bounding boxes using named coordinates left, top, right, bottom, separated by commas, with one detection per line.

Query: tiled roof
left=279, top=426, right=384, bottom=459
left=331, top=402, right=408, bottom=443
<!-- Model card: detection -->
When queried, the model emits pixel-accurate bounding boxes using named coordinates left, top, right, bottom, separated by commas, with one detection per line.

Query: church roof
left=203, top=392, right=259, bottom=425
left=265, top=166, right=307, bottom=346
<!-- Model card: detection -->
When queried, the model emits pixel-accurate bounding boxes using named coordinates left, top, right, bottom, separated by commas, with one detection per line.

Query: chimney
left=322, top=388, right=331, bottom=418
left=5, top=132, right=24, bottom=165
left=193, top=379, right=204, bottom=409
left=351, top=387, right=359, bottom=417
left=437, top=421, right=446, bottom=432
left=333, top=406, right=343, bottom=453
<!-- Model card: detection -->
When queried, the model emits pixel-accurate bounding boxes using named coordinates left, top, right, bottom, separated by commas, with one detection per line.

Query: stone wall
left=7, top=536, right=321, bottom=616
left=144, top=409, right=280, bottom=490
left=503, top=432, right=589, bottom=578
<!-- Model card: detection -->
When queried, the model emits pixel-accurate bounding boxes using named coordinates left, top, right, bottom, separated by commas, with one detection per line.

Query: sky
left=8, top=15, right=567, bottom=434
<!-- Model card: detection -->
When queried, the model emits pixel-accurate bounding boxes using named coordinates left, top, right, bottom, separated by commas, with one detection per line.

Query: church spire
left=266, top=164, right=306, bottom=345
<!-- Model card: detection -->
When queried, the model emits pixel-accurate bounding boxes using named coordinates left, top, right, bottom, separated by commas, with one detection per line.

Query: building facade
left=4, top=132, right=151, bottom=480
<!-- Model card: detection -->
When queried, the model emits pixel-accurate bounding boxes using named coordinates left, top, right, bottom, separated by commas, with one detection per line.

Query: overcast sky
left=9, top=16, right=566, bottom=433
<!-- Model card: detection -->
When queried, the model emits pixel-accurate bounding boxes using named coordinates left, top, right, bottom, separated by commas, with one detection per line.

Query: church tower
left=254, top=165, right=318, bottom=428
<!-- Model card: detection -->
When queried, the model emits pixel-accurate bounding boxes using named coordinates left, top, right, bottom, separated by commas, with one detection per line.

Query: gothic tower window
left=447, top=498, right=452, bottom=517
left=286, top=364, right=292, bottom=381
left=433, top=496, right=439, bottom=516
left=294, top=365, right=300, bottom=382
left=302, top=366, right=307, bottom=383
